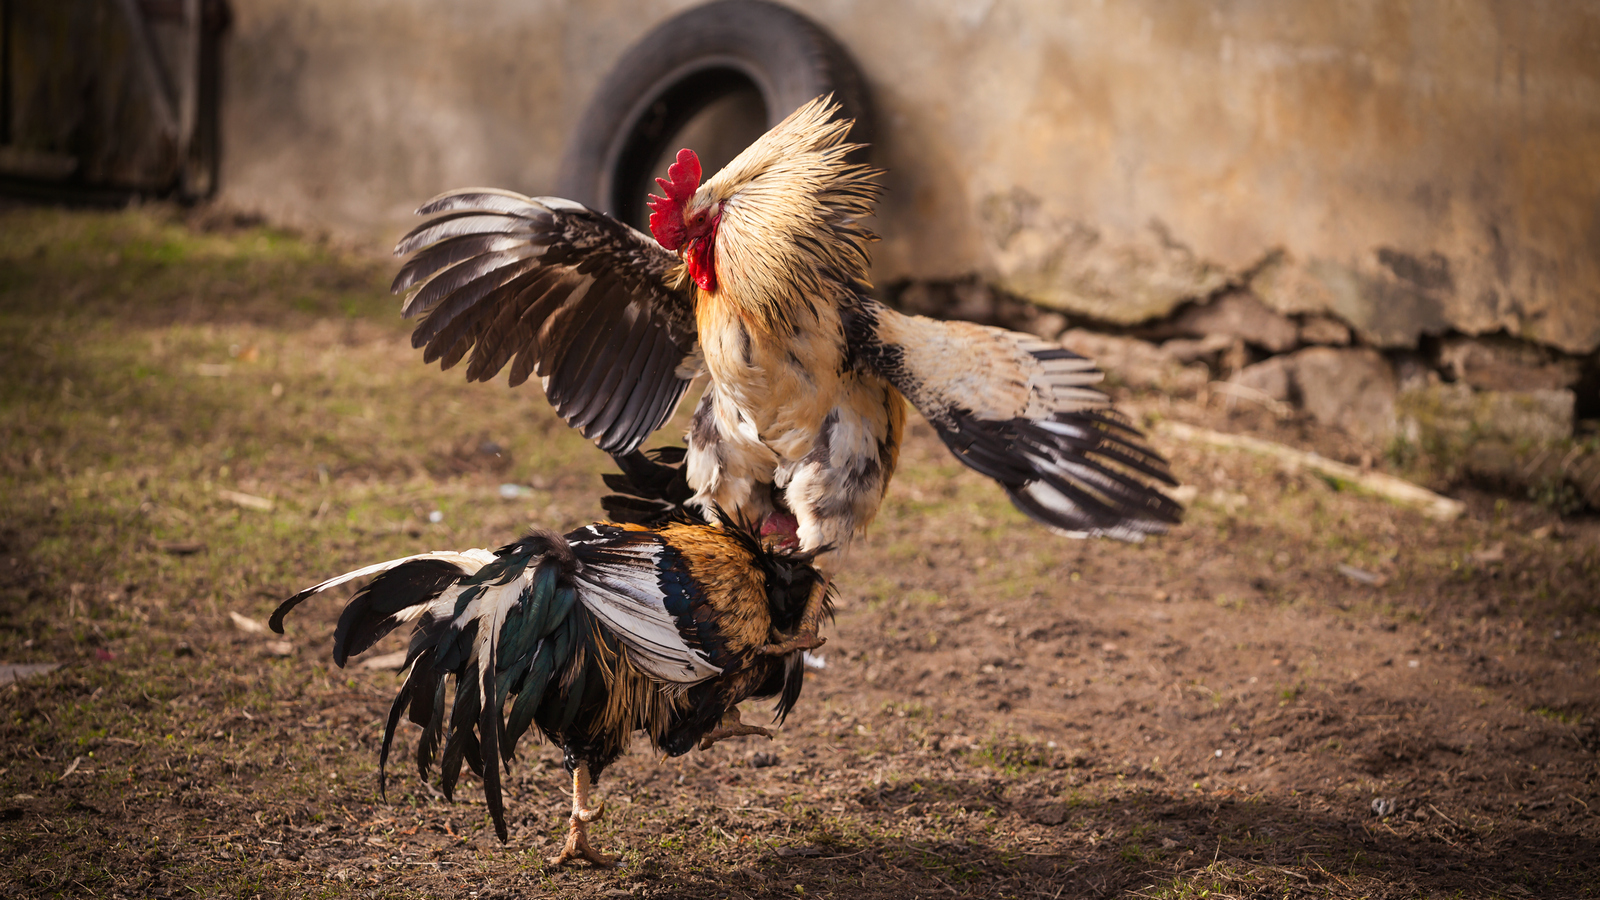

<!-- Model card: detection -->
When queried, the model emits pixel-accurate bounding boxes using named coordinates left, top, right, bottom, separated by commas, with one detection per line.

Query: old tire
left=557, top=0, right=873, bottom=228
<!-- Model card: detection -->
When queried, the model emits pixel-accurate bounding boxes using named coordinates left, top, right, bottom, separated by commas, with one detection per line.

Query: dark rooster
left=393, top=96, right=1181, bottom=645
left=270, top=519, right=829, bottom=866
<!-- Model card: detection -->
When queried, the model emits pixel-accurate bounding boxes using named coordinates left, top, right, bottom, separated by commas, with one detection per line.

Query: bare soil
left=1, top=204, right=1596, bottom=899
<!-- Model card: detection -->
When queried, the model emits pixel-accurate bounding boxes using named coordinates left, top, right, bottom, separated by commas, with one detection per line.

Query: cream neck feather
left=690, top=96, right=882, bottom=336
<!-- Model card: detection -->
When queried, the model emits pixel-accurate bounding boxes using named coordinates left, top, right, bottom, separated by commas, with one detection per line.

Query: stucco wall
left=221, top=0, right=1600, bottom=353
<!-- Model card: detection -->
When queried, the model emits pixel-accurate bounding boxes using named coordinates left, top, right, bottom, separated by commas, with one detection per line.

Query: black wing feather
left=598, top=448, right=701, bottom=527
left=574, top=304, right=656, bottom=438
left=395, top=191, right=698, bottom=455
left=627, top=337, right=691, bottom=451
left=394, top=233, right=531, bottom=293
left=938, top=407, right=1183, bottom=536
left=849, top=298, right=1183, bottom=539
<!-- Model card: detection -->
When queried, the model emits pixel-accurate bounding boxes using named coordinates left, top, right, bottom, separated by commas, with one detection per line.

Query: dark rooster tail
left=396, top=530, right=585, bottom=841
left=276, top=519, right=832, bottom=845
left=272, top=531, right=597, bottom=842
left=329, top=560, right=465, bottom=667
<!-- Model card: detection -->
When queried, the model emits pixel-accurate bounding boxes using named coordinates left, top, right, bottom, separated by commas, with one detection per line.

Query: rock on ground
left=1230, top=346, right=1399, bottom=444
left=1297, top=315, right=1351, bottom=346
left=1437, top=335, right=1583, bottom=392
left=1229, top=354, right=1295, bottom=402
left=1168, top=291, right=1299, bottom=354
left=1397, top=383, right=1576, bottom=446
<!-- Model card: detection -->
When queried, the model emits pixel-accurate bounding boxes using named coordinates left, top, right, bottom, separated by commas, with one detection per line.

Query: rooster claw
left=547, top=820, right=616, bottom=868
left=547, top=761, right=615, bottom=867
left=758, top=574, right=831, bottom=657
left=757, top=632, right=825, bottom=657
left=698, top=707, right=774, bottom=751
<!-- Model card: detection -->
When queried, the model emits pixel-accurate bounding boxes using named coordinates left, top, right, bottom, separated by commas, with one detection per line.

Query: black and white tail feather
left=271, top=520, right=821, bottom=842
left=271, top=528, right=722, bottom=840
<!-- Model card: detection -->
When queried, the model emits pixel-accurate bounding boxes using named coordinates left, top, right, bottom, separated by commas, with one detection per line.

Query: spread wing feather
left=851, top=299, right=1183, bottom=539
left=393, top=190, right=699, bottom=455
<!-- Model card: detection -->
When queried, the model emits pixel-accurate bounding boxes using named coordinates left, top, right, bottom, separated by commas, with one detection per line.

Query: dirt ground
left=1, top=204, right=1597, bottom=899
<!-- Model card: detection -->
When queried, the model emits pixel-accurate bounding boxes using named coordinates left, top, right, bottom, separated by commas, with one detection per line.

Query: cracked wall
left=219, top=0, right=1600, bottom=353
left=843, top=0, right=1600, bottom=355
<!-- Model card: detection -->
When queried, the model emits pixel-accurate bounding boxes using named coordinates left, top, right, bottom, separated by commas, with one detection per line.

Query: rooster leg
left=698, top=705, right=775, bottom=751
left=546, top=761, right=615, bottom=868
left=757, top=575, right=830, bottom=656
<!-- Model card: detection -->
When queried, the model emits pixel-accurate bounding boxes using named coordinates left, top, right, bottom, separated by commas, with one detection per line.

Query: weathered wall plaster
left=220, top=0, right=1600, bottom=353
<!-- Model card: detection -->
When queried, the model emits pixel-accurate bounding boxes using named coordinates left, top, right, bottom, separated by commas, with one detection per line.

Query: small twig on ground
left=218, top=488, right=274, bottom=511
left=1428, top=803, right=1461, bottom=829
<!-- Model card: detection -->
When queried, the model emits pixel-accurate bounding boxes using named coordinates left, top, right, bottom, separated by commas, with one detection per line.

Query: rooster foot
left=699, top=707, right=775, bottom=751
left=546, top=761, right=615, bottom=868
left=547, top=817, right=615, bottom=868
left=758, top=574, right=832, bottom=657
left=756, top=630, right=826, bottom=656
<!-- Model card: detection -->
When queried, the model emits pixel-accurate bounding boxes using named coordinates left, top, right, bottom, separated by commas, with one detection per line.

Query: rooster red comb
left=646, top=148, right=702, bottom=251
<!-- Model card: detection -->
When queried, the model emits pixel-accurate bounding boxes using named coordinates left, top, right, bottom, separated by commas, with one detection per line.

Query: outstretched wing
left=394, top=189, right=700, bottom=455
left=851, top=299, right=1183, bottom=540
